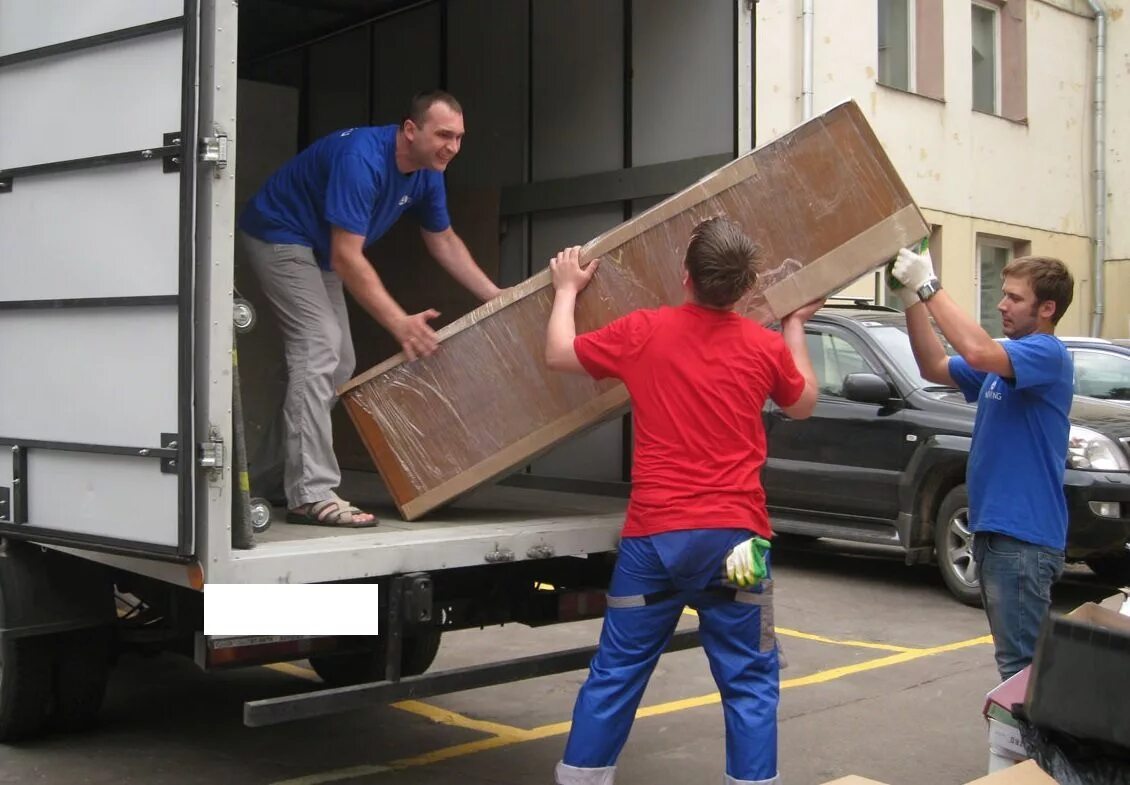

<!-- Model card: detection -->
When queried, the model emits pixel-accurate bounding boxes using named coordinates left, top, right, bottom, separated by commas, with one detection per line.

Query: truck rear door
left=0, top=1, right=203, bottom=558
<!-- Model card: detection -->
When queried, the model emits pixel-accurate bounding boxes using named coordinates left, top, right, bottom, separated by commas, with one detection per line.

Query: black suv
left=763, top=305, right=1130, bottom=605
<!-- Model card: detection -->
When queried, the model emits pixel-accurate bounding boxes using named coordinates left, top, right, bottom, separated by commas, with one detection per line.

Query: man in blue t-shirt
left=239, top=90, right=502, bottom=527
left=891, top=250, right=1075, bottom=680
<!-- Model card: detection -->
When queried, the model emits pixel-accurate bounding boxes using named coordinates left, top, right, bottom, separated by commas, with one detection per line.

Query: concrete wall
left=755, top=0, right=1128, bottom=336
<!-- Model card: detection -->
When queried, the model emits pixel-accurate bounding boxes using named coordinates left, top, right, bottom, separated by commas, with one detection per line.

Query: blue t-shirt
left=238, top=125, right=451, bottom=269
left=948, top=334, right=1073, bottom=550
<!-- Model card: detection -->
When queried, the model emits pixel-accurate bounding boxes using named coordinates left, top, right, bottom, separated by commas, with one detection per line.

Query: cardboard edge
left=962, top=760, right=1056, bottom=785
left=342, top=392, right=419, bottom=515
left=399, top=386, right=631, bottom=521
left=760, top=204, right=928, bottom=320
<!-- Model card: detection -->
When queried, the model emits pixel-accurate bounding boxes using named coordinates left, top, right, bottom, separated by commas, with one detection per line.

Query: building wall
left=755, top=0, right=1128, bottom=336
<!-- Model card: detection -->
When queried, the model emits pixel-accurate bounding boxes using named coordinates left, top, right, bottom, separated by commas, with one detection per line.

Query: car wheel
left=1085, top=551, right=1130, bottom=585
left=935, top=485, right=983, bottom=607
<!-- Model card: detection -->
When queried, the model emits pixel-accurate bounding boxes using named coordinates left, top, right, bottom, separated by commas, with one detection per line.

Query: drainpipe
left=1084, top=0, right=1107, bottom=337
left=802, top=0, right=814, bottom=119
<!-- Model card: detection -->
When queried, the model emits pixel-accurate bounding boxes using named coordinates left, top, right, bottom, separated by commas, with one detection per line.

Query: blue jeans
left=972, top=532, right=1064, bottom=681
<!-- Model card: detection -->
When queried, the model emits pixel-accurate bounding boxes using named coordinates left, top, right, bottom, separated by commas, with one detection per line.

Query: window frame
left=878, top=0, right=917, bottom=92
left=971, top=0, right=1002, bottom=115
left=975, top=235, right=1014, bottom=336
left=805, top=325, right=884, bottom=401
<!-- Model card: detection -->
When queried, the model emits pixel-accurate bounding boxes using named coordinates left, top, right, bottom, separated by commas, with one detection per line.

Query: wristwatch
left=916, top=277, right=942, bottom=302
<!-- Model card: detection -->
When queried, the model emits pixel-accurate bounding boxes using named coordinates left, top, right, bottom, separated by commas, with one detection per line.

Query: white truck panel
left=0, top=30, right=182, bottom=169
left=0, top=308, right=179, bottom=445
left=0, top=167, right=179, bottom=300
left=0, top=0, right=183, bottom=55
left=28, top=451, right=179, bottom=546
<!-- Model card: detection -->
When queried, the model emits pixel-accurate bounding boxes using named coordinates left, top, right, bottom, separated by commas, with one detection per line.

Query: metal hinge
left=198, top=440, right=225, bottom=470
left=199, top=134, right=229, bottom=168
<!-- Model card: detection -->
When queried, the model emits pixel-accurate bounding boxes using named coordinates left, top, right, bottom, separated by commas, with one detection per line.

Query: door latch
left=199, top=134, right=229, bottom=169
left=198, top=440, right=225, bottom=470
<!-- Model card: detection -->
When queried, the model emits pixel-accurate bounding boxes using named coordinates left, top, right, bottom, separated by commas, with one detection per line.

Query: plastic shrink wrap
left=341, top=99, right=929, bottom=520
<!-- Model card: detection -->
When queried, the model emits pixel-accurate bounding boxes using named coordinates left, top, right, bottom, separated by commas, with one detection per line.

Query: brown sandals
left=286, top=497, right=377, bottom=528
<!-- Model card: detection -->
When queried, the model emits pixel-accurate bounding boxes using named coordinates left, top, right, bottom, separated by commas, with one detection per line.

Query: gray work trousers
left=241, top=232, right=356, bottom=508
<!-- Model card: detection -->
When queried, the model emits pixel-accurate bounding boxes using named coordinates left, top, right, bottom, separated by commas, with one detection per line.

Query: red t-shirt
left=574, top=303, right=805, bottom=538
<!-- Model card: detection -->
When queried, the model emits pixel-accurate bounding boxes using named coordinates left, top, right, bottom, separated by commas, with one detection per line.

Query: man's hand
left=393, top=309, right=440, bottom=361
left=725, top=536, right=771, bottom=588
left=886, top=260, right=921, bottom=309
left=550, top=246, right=600, bottom=294
left=891, top=247, right=936, bottom=293
left=781, top=298, right=825, bottom=329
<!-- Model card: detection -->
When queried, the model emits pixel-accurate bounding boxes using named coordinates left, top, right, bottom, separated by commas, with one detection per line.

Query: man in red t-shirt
left=546, top=218, right=820, bottom=785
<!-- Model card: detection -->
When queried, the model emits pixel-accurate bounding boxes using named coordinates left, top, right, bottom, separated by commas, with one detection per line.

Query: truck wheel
left=309, top=629, right=442, bottom=687
left=1085, top=552, right=1130, bottom=585
left=50, top=627, right=112, bottom=732
left=0, top=637, right=55, bottom=741
left=935, top=485, right=983, bottom=607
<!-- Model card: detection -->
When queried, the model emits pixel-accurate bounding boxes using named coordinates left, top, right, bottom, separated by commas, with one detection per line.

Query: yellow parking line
left=268, top=633, right=992, bottom=784
left=265, top=662, right=322, bottom=681
left=683, top=608, right=915, bottom=653
left=775, top=627, right=917, bottom=653
left=392, top=700, right=530, bottom=739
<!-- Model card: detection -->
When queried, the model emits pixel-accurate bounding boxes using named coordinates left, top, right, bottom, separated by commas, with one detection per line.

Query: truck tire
left=50, top=627, right=112, bottom=732
left=935, top=485, right=983, bottom=607
left=0, top=637, right=55, bottom=741
left=1085, top=552, right=1130, bottom=586
left=309, top=629, right=442, bottom=687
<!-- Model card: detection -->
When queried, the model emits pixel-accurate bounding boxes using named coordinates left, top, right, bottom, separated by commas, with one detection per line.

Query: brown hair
left=1002, top=256, right=1074, bottom=325
left=403, top=90, right=463, bottom=130
left=684, top=217, right=760, bottom=308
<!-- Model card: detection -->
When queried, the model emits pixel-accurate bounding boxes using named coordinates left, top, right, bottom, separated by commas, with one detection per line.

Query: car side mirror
left=843, top=373, right=895, bottom=404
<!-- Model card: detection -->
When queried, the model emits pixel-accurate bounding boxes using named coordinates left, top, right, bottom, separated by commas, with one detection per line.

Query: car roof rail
left=822, top=297, right=900, bottom=313
left=1060, top=336, right=1114, bottom=344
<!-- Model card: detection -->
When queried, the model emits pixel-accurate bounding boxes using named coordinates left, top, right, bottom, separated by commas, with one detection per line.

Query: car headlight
left=1067, top=426, right=1130, bottom=471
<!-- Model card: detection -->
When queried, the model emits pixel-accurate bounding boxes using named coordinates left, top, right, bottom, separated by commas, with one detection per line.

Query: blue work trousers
left=557, top=529, right=780, bottom=785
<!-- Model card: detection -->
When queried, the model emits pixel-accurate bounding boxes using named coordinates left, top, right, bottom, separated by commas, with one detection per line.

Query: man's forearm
left=545, top=289, right=578, bottom=368
left=332, top=250, right=406, bottom=331
left=781, top=319, right=817, bottom=390
left=923, top=291, right=1007, bottom=371
left=427, top=230, right=501, bottom=301
left=904, top=301, right=950, bottom=377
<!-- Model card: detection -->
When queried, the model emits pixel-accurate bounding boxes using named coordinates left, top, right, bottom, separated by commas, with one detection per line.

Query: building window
left=877, top=0, right=944, bottom=100
left=977, top=238, right=1009, bottom=337
left=970, top=1, right=1026, bottom=121
left=878, top=0, right=913, bottom=91
left=971, top=2, right=999, bottom=114
left=976, top=234, right=1030, bottom=337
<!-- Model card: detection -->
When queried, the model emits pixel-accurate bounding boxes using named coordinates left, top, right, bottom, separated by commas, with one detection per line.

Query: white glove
left=725, top=536, right=770, bottom=588
left=891, top=247, right=936, bottom=293
left=892, top=283, right=920, bottom=310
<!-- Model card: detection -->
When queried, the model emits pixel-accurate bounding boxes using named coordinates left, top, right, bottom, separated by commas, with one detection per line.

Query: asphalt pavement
left=0, top=539, right=1117, bottom=785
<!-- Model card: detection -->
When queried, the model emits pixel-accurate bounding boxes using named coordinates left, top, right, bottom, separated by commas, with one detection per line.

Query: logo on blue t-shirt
left=398, top=195, right=412, bottom=207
